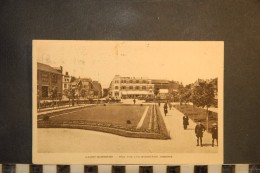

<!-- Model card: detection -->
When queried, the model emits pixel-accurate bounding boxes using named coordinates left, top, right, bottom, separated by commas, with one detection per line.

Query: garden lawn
left=49, top=105, right=148, bottom=127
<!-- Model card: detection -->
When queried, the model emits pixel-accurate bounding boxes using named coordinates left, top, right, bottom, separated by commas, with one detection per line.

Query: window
left=41, top=72, right=49, bottom=82
left=115, top=86, right=119, bottom=90
left=64, top=84, right=67, bottom=89
left=51, top=74, right=57, bottom=83
left=136, top=80, right=139, bottom=83
left=129, top=86, right=133, bottom=90
left=121, top=86, right=126, bottom=90
left=129, top=80, right=132, bottom=83
left=142, top=86, right=146, bottom=90
left=42, top=86, right=49, bottom=98
left=136, top=86, right=139, bottom=90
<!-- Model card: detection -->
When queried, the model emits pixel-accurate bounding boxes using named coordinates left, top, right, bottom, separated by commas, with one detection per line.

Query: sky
left=34, top=40, right=223, bottom=88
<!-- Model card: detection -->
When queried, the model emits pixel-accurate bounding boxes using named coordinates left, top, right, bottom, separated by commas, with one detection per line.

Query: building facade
left=62, top=72, right=71, bottom=91
left=109, top=75, right=154, bottom=99
left=37, top=62, right=63, bottom=100
left=70, top=78, right=102, bottom=99
left=151, top=79, right=170, bottom=96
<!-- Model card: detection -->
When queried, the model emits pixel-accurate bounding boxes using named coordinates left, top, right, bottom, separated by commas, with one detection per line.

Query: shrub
left=43, top=115, right=50, bottom=121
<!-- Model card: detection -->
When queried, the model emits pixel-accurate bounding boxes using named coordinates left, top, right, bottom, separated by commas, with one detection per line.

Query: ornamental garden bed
left=38, top=104, right=170, bottom=140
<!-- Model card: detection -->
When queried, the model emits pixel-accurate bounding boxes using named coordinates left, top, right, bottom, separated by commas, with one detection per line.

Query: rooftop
left=37, top=62, right=62, bottom=75
left=151, top=79, right=169, bottom=84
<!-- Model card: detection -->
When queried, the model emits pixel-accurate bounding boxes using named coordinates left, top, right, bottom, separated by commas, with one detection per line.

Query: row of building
left=108, top=75, right=180, bottom=99
left=37, top=62, right=102, bottom=100
left=108, top=75, right=218, bottom=101
left=37, top=63, right=216, bottom=101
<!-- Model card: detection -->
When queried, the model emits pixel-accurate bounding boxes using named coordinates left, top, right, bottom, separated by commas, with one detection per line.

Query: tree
left=154, top=88, right=159, bottom=96
left=177, top=84, right=192, bottom=105
left=170, top=90, right=178, bottom=102
left=63, top=88, right=75, bottom=106
left=192, top=80, right=215, bottom=131
left=49, top=87, right=58, bottom=108
left=80, top=88, right=87, bottom=103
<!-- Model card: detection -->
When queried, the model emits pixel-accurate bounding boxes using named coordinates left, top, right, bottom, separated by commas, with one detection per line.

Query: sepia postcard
left=33, top=40, right=224, bottom=164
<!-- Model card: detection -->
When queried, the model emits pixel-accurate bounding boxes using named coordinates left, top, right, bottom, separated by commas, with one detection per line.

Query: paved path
left=38, top=103, right=217, bottom=153
left=158, top=105, right=216, bottom=152
left=136, top=106, right=149, bottom=129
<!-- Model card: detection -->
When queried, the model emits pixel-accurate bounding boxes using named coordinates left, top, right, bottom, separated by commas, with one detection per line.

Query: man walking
left=195, top=121, right=205, bottom=147
left=211, top=123, right=218, bottom=147
left=163, top=102, right=168, bottom=116
left=183, top=114, right=189, bottom=130
left=133, top=99, right=136, bottom=104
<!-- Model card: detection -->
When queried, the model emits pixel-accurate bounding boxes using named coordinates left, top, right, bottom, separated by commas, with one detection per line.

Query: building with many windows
left=109, top=75, right=154, bottom=99
left=37, top=62, right=63, bottom=100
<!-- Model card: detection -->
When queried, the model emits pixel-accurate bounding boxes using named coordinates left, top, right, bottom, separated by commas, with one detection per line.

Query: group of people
left=183, top=115, right=218, bottom=147
left=137, top=99, right=218, bottom=147
left=161, top=101, right=218, bottom=147
left=158, top=101, right=173, bottom=116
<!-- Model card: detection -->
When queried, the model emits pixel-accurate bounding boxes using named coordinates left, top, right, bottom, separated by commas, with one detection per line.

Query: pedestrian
left=164, top=102, right=168, bottom=116
left=211, top=123, right=218, bottom=147
left=158, top=101, right=161, bottom=107
left=133, top=99, right=136, bottom=104
left=183, top=114, right=189, bottom=130
left=195, top=121, right=206, bottom=147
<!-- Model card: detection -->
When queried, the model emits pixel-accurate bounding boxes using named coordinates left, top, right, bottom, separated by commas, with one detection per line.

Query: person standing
left=183, top=114, right=189, bottom=130
left=164, top=102, right=168, bottom=116
left=133, top=99, right=136, bottom=104
left=195, top=121, right=205, bottom=147
left=211, top=123, right=218, bottom=147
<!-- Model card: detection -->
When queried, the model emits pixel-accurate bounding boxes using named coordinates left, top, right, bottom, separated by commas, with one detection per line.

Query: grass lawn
left=50, top=105, right=148, bottom=127
left=39, top=104, right=170, bottom=139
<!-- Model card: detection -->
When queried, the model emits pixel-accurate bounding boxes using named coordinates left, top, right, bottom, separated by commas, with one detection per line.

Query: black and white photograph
left=33, top=40, right=223, bottom=164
